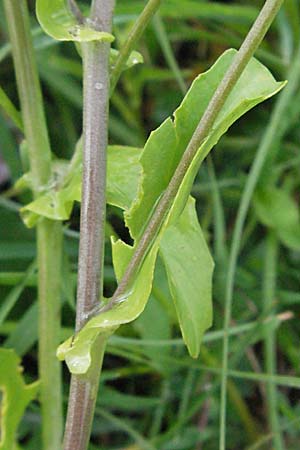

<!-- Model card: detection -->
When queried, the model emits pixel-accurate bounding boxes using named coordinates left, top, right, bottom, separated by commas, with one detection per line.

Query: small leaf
left=36, top=0, right=114, bottom=43
left=0, top=349, right=39, bottom=450
left=19, top=145, right=141, bottom=227
left=74, top=45, right=143, bottom=72
left=110, top=48, right=143, bottom=70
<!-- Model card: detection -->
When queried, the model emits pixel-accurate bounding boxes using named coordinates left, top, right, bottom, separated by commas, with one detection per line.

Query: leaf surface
left=126, top=49, right=285, bottom=238
left=0, top=349, right=39, bottom=450
left=36, top=0, right=114, bottom=42
left=159, top=197, right=214, bottom=358
left=57, top=241, right=158, bottom=374
left=20, top=145, right=141, bottom=227
left=110, top=48, right=143, bottom=71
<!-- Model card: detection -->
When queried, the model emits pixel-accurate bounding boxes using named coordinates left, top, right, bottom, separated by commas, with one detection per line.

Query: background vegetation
left=1, top=1, right=300, bottom=449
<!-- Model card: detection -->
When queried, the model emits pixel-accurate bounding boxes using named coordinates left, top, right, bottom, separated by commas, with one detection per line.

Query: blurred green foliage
left=1, top=1, right=300, bottom=449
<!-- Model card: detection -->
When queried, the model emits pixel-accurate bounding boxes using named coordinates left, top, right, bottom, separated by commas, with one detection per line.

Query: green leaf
left=105, top=146, right=141, bottom=210
left=0, top=349, right=39, bottom=450
left=57, top=241, right=158, bottom=374
left=159, top=197, right=214, bottom=358
left=36, top=0, right=114, bottom=42
left=57, top=49, right=284, bottom=372
left=254, top=186, right=300, bottom=250
left=74, top=45, right=143, bottom=73
left=19, top=145, right=141, bottom=227
left=126, top=49, right=286, bottom=239
left=110, top=48, right=143, bottom=71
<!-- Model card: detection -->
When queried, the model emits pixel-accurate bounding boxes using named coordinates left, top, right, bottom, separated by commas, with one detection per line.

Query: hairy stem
left=63, top=1, right=115, bottom=449
left=3, top=1, right=63, bottom=449
left=110, top=0, right=163, bottom=94
left=103, top=0, right=284, bottom=315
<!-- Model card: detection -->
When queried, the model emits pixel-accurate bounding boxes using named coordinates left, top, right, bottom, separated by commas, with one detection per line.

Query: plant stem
left=110, top=0, right=163, bottom=94
left=37, top=220, right=63, bottom=449
left=63, top=335, right=107, bottom=450
left=75, top=22, right=113, bottom=334
left=67, top=0, right=85, bottom=24
left=220, top=40, right=300, bottom=450
left=103, top=0, right=284, bottom=315
left=263, top=233, right=284, bottom=449
left=63, top=1, right=114, bottom=449
left=3, top=2, right=63, bottom=449
left=3, top=0, right=51, bottom=189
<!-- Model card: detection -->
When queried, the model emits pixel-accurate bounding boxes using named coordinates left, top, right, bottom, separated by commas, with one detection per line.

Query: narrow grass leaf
left=0, top=261, right=36, bottom=327
left=0, top=86, right=23, bottom=131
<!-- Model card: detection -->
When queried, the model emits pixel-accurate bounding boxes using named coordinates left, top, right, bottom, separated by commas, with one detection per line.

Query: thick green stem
left=3, top=0, right=51, bottom=189
left=37, top=220, right=63, bottom=449
left=74, top=43, right=109, bottom=332
left=110, top=0, right=163, bottom=94
left=3, top=1, right=63, bottom=449
left=103, top=0, right=284, bottom=315
left=63, top=1, right=114, bottom=449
